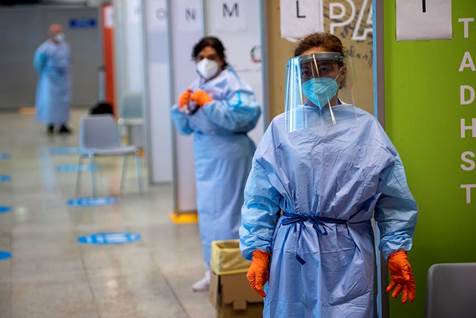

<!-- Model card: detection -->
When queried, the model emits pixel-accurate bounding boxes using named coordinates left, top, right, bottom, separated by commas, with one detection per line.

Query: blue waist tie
left=281, top=212, right=350, bottom=265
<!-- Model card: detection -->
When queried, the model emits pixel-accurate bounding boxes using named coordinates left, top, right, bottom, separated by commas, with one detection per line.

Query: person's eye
left=319, top=65, right=332, bottom=74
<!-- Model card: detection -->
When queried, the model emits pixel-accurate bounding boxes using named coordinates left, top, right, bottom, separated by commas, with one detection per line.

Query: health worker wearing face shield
left=171, top=36, right=261, bottom=292
left=240, top=32, right=418, bottom=317
left=34, top=24, right=72, bottom=135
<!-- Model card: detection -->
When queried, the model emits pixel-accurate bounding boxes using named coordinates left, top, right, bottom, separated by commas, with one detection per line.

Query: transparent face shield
left=284, top=52, right=357, bottom=133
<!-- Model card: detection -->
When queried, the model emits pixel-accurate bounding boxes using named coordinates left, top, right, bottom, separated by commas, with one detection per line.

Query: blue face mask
left=302, top=77, right=339, bottom=109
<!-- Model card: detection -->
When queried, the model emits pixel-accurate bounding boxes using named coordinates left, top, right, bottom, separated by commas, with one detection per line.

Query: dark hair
left=192, top=36, right=228, bottom=66
left=89, top=102, right=113, bottom=115
left=294, top=32, right=344, bottom=57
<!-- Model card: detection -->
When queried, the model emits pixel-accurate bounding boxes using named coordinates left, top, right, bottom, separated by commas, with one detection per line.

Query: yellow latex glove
left=386, top=249, right=416, bottom=304
left=190, top=89, right=213, bottom=107
left=246, top=250, right=270, bottom=298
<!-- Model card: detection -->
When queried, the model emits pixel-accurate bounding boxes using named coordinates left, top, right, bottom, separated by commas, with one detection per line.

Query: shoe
left=192, top=271, right=211, bottom=292
left=58, top=125, right=72, bottom=134
left=47, top=125, right=54, bottom=135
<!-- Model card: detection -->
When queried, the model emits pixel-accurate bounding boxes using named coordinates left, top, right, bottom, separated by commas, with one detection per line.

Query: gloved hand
left=191, top=89, right=213, bottom=107
left=247, top=250, right=270, bottom=298
left=386, top=249, right=416, bottom=304
left=178, top=89, right=192, bottom=111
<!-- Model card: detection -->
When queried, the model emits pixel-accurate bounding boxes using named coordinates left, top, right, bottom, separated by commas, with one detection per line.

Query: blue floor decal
left=0, top=153, right=10, bottom=160
left=0, top=175, right=11, bottom=183
left=0, top=206, right=12, bottom=214
left=56, top=163, right=98, bottom=173
left=49, top=147, right=80, bottom=156
left=0, top=251, right=12, bottom=261
left=68, top=196, right=118, bottom=207
left=78, top=232, right=141, bottom=245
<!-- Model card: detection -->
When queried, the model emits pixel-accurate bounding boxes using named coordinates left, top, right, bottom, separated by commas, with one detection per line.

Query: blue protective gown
left=240, top=105, right=417, bottom=318
left=171, top=66, right=261, bottom=266
left=34, top=40, right=71, bottom=125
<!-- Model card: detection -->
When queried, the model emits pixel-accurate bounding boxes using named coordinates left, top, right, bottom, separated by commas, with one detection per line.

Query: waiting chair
left=427, top=263, right=476, bottom=318
left=76, top=115, right=143, bottom=197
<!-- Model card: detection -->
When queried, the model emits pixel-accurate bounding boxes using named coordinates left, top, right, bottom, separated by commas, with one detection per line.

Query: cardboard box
left=215, top=303, right=263, bottom=318
left=210, top=271, right=263, bottom=318
left=211, top=240, right=250, bottom=275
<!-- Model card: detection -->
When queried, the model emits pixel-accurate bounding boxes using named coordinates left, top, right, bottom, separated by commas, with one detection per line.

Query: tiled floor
left=0, top=109, right=215, bottom=318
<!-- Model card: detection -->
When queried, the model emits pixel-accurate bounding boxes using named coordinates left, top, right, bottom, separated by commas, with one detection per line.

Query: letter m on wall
left=223, top=2, right=239, bottom=18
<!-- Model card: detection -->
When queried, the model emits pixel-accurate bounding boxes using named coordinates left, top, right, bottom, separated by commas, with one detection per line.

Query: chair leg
left=120, top=155, right=128, bottom=194
left=135, top=153, right=143, bottom=194
left=89, top=156, right=97, bottom=198
left=75, top=156, right=83, bottom=196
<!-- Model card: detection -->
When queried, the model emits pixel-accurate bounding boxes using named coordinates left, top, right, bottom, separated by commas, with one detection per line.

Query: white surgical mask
left=54, top=33, right=65, bottom=43
left=196, top=58, right=219, bottom=80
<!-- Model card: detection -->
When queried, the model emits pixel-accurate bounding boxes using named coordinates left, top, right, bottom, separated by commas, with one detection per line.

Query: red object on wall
left=101, top=3, right=116, bottom=114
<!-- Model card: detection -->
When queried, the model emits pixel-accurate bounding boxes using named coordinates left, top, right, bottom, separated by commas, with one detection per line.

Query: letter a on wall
left=280, top=0, right=324, bottom=42
left=211, top=0, right=247, bottom=32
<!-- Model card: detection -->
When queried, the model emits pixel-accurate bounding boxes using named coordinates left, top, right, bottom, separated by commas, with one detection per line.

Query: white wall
left=169, top=0, right=205, bottom=211
left=142, top=0, right=174, bottom=183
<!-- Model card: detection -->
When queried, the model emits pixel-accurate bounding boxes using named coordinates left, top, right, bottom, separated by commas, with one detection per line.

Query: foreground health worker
left=34, top=24, right=72, bottom=135
left=171, top=37, right=261, bottom=291
left=240, top=33, right=418, bottom=317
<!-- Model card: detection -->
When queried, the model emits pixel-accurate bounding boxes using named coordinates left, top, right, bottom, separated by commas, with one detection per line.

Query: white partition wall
left=169, top=0, right=205, bottom=212
left=142, top=0, right=174, bottom=183
left=204, top=0, right=267, bottom=145
left=114, top=0, right=145, bottom=111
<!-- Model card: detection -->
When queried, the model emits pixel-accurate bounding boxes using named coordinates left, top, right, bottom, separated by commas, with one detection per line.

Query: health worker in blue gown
left=240, top=33, right=418, bottom=318
left=171, top=37, right=261, bottom=292
left=34, top=24, right=72, bottom=135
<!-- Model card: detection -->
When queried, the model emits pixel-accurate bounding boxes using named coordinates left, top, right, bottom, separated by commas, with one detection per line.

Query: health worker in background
left=240, top=32, right=418, bottom=317
left=171, top=36, right=261, bottom=292
left=34, top=24, right=72, bottom=135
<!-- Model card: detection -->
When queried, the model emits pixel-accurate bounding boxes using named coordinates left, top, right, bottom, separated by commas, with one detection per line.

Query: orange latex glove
left=386, top=250, right=416, bottom=304
left=178, top=89, right=192, bottom=110
left=247, top=250, right=270, bottom=298
left=190, top=89, right=213, bottom=107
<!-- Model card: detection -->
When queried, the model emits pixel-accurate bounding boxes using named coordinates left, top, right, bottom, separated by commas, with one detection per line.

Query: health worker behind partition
left=171, top=36, right=261, bottom=292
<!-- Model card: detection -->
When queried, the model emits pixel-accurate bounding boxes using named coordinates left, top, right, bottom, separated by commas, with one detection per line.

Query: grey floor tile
left=0, top=110, right=220, bottom=318
left=10, top=280, right=99, bottom=318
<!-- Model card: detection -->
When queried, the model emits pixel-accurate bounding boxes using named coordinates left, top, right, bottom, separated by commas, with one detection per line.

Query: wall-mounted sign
left=280, top=0, right=324, bottom=41
left=69, top=18, right=97, bottom=29
left=396, top=0, right=452, bottom=40
left=148, top=0, right=168, bottom=32
left=210, top=0, right=247, bottom=32
left=176, top=0, right=202, bottom=32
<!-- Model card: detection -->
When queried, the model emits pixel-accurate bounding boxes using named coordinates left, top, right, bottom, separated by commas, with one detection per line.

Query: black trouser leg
left=47, top=124, right=54, bottom=135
